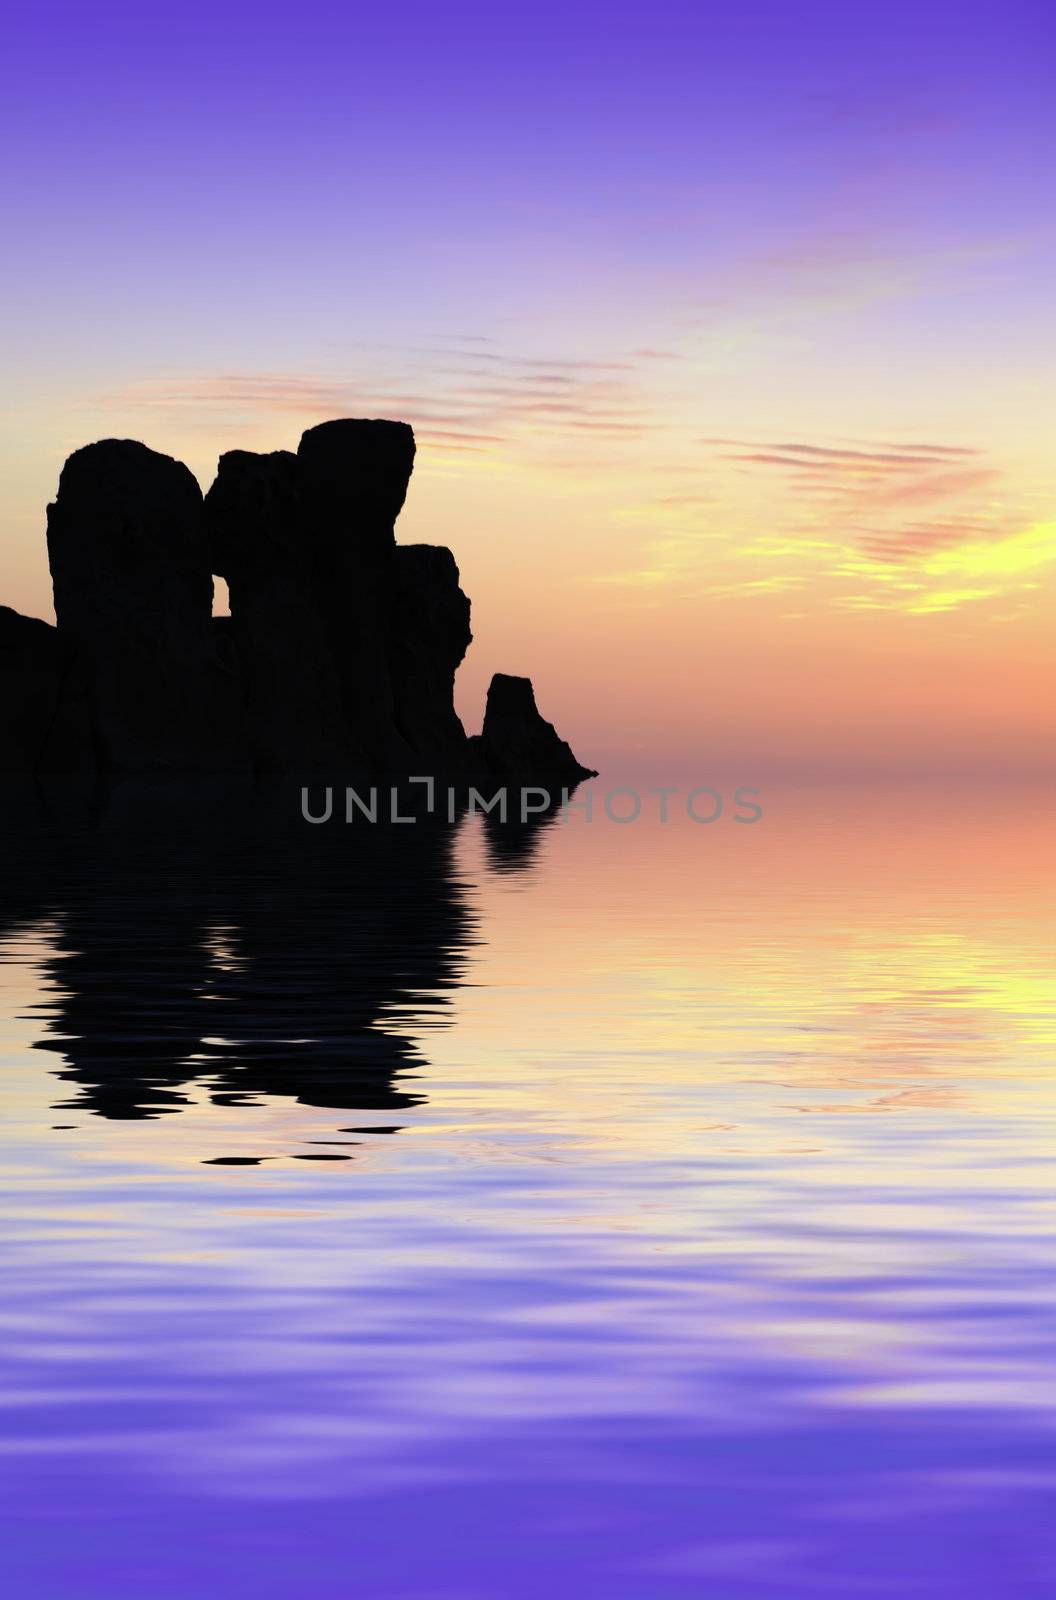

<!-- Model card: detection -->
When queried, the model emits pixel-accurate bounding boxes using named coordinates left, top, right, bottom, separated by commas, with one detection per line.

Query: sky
left=2, top=0, right=1054, bottom=775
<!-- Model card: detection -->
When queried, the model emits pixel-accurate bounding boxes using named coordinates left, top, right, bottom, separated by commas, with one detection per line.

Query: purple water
left=1, top=783, right=1054, bottom=1596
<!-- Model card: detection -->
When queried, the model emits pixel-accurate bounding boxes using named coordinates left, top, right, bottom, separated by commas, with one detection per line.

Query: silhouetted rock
left=297, top=418, right=415, bottom=563
left=389, top=545, right=472, bottom=767
left=206, top=421, right=474, bottom=774
left=0, top=606, right=94, bottom=771
left=295, top=420, right=414, bottom=768
left=0, top=419, right=596, bottom=780
left=46, top=440, right=245, bottom=772
left=469, top=673, right=596, bottom=783
left=206, top=448, right=348, bottom=770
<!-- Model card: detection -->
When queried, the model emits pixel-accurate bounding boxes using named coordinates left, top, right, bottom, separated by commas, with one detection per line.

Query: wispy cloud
left=709, top=438, right=977, bottom=470
left=97, top=363, right=1055, bottom=623
left=101, top=346, right=664, bottom=459
left=693, top=433, right=1038, bottom=610
left=601, top=431, right=1054, bottom=618
left=853, top=520, right=995, bottom=563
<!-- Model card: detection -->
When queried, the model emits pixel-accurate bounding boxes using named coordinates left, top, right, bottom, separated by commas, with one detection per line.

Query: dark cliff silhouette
left=1, top=420, right=595, bottom=783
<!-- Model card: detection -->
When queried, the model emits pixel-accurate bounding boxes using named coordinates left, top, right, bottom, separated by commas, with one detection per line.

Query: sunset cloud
left=102, top=351, right=659, bottom=459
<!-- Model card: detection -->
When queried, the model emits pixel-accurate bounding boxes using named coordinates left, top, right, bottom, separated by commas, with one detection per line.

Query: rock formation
left=389, top=546, right=473, bottom=768
left=0, top=420, right=594, bottom=784
left=287, top=419, right=417, bottom=769
left=469, top=673, right=597, bottom=782
left=204, top=447, right=349, bottom=770
left=204, top=420, right=475, bottom=772
left=46, top=440, right=244, bottom=772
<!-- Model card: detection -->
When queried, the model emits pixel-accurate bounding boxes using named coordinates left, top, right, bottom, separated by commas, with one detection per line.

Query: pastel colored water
left=1, top=782, right=1054, bottom=1597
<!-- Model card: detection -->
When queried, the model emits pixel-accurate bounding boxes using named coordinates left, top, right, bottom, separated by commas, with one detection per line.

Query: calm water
left=1, top=780, right=1054, bottom=1597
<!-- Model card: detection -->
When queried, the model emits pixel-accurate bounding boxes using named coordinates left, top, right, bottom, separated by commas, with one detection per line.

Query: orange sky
left=3, top=360, right=1054, bottom=777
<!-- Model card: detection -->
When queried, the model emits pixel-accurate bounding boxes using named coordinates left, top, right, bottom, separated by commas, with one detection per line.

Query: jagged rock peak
left=470, top=673, right=596, bottom=783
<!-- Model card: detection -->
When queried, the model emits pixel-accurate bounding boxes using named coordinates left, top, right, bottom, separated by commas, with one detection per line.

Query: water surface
left=1, top=781, right=1054, bottom=1596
